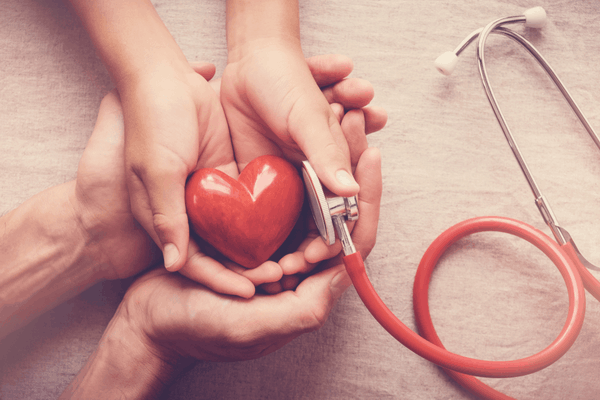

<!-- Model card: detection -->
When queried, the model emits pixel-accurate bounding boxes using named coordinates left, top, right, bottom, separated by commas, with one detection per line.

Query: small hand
left=221, top=45, right=384, bottom=197
left=220, top=53, right=386, bottom=292
left=120, top=61, right=235, bottom=274
left=74, top=75, right=282, bottom=296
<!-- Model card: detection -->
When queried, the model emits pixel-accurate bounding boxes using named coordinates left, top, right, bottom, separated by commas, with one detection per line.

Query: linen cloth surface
left=1, top=1, right=600, bottom=399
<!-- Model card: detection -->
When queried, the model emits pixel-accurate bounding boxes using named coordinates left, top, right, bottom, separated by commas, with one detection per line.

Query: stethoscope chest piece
left=301, top=161, right=358, bottom=254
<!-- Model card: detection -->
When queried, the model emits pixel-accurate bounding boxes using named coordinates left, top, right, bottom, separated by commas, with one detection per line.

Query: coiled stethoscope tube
left=301, top=6, right=600, bottom=400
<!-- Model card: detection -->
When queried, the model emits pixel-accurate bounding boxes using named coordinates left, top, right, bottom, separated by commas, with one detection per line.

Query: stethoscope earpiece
left=523, top=6, right=547, bottom=28
left=434, top=6, right=547, bottom=77
left=434, top=51, right=458, bottom=76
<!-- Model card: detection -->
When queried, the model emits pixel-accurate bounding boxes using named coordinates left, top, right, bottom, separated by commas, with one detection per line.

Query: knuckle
left=152, top=212, right=188, bottom=238
left=306, top=306, right=329, bottom=331
left=308, top=141, right=347, bottom=168
left=127, top=146, right=191, bottom=184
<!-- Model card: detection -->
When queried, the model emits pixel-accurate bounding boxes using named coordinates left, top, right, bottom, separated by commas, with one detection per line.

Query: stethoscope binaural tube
left=437, top=6, right=600, bottom=303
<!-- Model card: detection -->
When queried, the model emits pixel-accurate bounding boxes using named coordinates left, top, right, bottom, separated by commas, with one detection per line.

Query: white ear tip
left=434, top=51, right=458, bottom=76
left=524, top=6, right=547, bottom=29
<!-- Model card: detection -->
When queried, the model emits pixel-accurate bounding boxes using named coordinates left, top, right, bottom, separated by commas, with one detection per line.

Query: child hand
left=119, top=61, right=234, bottom=274
left=219, top=53, right=386, bottom=292
left=75, top=79, right=281, bottom=298
left=221, top=44, right=366, bottom=197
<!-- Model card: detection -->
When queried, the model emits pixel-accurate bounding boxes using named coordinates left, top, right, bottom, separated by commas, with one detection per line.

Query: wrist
left=62, top=306, right=183, bottom=399
left=68, top=0, right=191, bottom=89
left=0, top=182, right=106, bottom=338
left=116, top=56, right=195, bottom=97
left=226, top=0, right=301, bottom=63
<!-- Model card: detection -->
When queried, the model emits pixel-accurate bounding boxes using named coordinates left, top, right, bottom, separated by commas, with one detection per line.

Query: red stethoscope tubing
left=561, top=242, right=600, bottom=302
left=343, top=216, right=587, bottom=399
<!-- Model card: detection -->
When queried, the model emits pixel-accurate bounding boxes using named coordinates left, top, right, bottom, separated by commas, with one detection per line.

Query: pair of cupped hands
left=73, top=46, right=386, bottom=368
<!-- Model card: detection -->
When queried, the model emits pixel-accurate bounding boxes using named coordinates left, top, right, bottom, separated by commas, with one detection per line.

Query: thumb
left=288, top=87, right=359, bottom=197
left=128, top=164, right=189, bottom=272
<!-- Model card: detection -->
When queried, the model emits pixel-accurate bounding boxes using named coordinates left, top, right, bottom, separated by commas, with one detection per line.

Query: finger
left=273, top=264, right=349, bottom=334
left=363, top=106, right=388, bottom=134
left=330, top=103, right=344, bottom=122
left=91, top=90, right=123, bottom=140
left=258, top=274, right=301, bottom=294
left=278, top=214, right=328, bottom=275
left=127, top=159, right=189, bottom=272
left=304, top=235, right=342, bottom=264
left=279, top=250, right=317, bottom=276
left=288, top=94, right=359, bottom=197
left=340, top=109, right=368, bottom=167
left=295, top=110, right=371, bottom=266
left=260, top=281, right=283, bottom=295
left=305, top=54, right=354, bottom=87
left=189, top=61, right=216, bottom=81
left=225, top=260, right=284, bottom=287
left=208, top=77, right=222, bottom=101
left=303, top=147, right=382, bottom=301
left=220, top=264, right=350, bottom=344
left=83, top=90, right=124, bottom=157
left=321, top=78, right=375, bottom=109
left=349, top=147, right=382, bottom=258
left=303, top=218, right=357, bottom=264
left=179, top=250, right=256, bottom=299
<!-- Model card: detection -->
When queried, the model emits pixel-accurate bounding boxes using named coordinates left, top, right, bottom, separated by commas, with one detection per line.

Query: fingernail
left=163, top=243, right=179, bottom=271
left=336, top=169, right=359, bottom=188
left=330, top=270, right=352, bottom=300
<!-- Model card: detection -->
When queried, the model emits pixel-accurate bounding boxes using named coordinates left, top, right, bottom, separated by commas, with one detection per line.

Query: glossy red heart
left=185, top=155, right=304, bottom=269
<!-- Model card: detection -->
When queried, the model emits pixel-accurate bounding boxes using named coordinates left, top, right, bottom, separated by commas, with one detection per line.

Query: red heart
left=185, top=155, right=304, bottom=269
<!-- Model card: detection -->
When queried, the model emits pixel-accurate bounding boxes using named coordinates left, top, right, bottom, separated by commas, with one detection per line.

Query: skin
left=222, top=0, right=386, bottom=292
left=67, top=0, right=384, bottom=277
left=59, top=93, right=383, bottom=397
left=2, top=2, right=387, bottom=396
left=0, top=54, right=385, bottom=340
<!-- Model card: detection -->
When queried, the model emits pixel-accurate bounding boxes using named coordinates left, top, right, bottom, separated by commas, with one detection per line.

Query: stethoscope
left=301, top=7, right=600, bottom=400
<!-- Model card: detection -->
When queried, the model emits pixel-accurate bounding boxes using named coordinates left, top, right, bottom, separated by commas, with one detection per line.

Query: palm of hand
left=113, top=141, right=383, bottom=366
left=120, top=266, right=334, bottom=363
left=73, top=57, right=384, bottom=292
left=220, top=46, right=331, bottom=170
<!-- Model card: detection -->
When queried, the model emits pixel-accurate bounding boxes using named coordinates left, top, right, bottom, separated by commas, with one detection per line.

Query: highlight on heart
left=185, top=155, right=305, bottom=269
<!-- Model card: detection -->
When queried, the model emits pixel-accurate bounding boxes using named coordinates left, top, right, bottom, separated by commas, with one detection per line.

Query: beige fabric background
left=2, top=0, right=600, bottom=399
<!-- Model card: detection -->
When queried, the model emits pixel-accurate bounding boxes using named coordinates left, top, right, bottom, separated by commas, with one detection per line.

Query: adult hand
left=61, top=146, right=382, bottom=399
left=74, top=89, right=160, bottom=280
